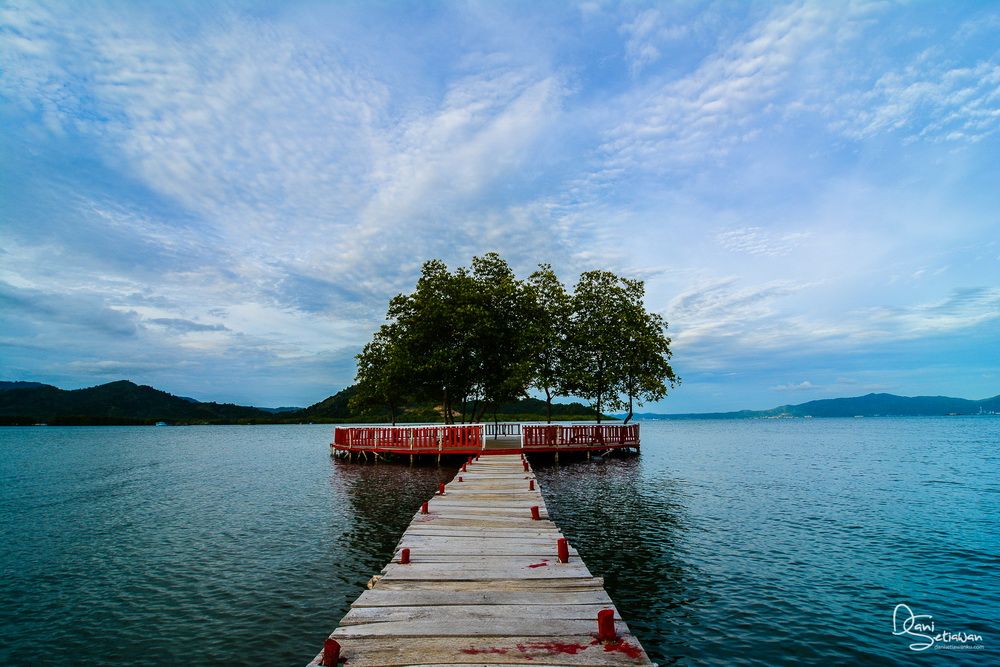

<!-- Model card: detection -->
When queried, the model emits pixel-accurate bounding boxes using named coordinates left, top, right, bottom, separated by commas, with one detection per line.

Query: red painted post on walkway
left=400, top=548, right=410, bottom=564
left=438, top=482, right=445, bottom=495
left=420, top=501, right=428, bottom=514
left=557, top=537, right=569, bottom=563
left=522, top=461, right=529, bottom=472
left=529, top=479, right=535, bottom=491
left=321, top=638, right=340, bottom=665
left=530, top=505, right=540, bottom=520
left=597, top=609, right=616, bottom=641
left=462, top=463, right=467, bottom=472
left=458, top=476, right=463, bottom=482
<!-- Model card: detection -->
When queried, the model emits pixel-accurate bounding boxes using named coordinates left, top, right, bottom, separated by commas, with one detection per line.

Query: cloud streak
left=1, top=0, right=998, bottom=410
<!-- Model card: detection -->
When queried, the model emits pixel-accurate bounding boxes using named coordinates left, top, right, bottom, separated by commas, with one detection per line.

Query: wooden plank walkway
left=307, top=453, right=653, bottom=666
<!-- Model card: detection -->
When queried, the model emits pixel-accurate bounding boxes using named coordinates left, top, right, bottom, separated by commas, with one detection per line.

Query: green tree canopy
left=352, top=254, right=678, bottom=423
left=525, top=264, right=573, bottom=422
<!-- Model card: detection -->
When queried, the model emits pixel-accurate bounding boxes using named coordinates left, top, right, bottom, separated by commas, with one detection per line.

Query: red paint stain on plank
left=590, top=637, right=645, bottom=659
left=516, top=641, right=589, bottom=655
left=526, top=559, right=549, bottom=568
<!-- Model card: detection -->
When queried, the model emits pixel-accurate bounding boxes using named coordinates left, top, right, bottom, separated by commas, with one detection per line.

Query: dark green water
left=0, top=419, right=996, bottom=665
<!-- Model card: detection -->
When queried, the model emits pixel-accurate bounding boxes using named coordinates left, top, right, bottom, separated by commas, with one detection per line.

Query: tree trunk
left=624, top=394, right=633, bottom=425
left=545, top=387, right=552, bottom=424
left=443, top=387, right=449, bottom=424
left=475, top=401, right=489, bottom=424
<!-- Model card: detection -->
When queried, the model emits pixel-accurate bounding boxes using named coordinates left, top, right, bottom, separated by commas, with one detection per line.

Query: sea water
left=0, top=419, right=996, bottom=665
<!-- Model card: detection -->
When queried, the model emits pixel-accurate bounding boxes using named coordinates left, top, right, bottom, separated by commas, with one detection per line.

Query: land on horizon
left=1, top=380, right=996, bottom=425
left=0, top=380, right=605, bottom=426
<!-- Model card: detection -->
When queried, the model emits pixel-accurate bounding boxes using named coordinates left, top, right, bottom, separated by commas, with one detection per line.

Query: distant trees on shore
left=351, top=253, right=678, bottom=424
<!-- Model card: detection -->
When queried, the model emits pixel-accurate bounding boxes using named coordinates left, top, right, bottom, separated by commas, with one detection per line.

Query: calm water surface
left=0, top=419, right=997, bottom=665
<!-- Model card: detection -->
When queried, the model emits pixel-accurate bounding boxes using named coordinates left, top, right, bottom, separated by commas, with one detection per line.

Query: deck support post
left=321, top=638, right=340, bottom=665
left=557, top=537, right=569, bottom=563
left=530, top=505, right=540, bottom=520
left=597, top=609, right=617, bottom=641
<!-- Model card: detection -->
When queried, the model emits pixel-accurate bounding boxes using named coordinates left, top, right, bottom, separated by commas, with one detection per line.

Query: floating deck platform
left=307, top=453, right=652, bottom=666
left=332, top=423, right=640, bottom=458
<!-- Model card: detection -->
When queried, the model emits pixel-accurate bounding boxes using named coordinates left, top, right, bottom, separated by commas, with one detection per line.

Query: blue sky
left=2, top=1, right=998, bottom=412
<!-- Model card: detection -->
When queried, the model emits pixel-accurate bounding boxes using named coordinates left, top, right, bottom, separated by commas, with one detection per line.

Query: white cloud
left=771, top=380, right=819, bottom=391
left=833, top=60, right=1000, bottom=143
left=716, top=226, right=811, bottom=257
left=2, top=1, right=999, bottom=409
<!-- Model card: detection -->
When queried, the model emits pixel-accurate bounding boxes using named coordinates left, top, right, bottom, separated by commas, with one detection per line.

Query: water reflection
left=534, top=455, right=699, bottom=665
left=332, top=456, right=458, bottom=584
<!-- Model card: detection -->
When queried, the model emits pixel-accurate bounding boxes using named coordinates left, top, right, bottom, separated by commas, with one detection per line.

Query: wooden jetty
left=332, top=423, right=640, bottom=460
left=307, top=453, right=653, bottom=666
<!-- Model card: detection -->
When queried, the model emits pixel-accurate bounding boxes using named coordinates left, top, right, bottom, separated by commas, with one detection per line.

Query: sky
left=1, top=1, right=999, bottom=412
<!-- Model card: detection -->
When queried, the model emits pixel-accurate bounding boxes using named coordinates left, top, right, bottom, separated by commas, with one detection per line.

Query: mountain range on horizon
left=627, top=392, right=1000, bottom=420
left=1, top=380, right=997, bottom=425
left=0, top=380, right=602, bottom=425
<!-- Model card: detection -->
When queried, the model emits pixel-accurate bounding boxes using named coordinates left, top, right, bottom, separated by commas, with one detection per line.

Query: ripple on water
left=1, top=419, right=998, bottom=665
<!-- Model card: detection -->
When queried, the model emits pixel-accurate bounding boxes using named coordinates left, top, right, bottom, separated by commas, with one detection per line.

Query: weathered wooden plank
left=308, top=635, right=651, bottom=666
left=408, top=516, right=552, bottom=527
left=341, top=604, right=622, bottom=624
left=306, top=453, right=651, bottom=666
left=421, top=508, right=549, bottom=516
left=370, top=577, right=605, bottom=591
left=332, top=618, right=633, bottom=638
left=351, top=589, right=614, bottom=608
left=380, top=561, right=592, bottom=580
left=386, top=554, right=585, bottom=568
left=393, top=543, right=579, bottom=558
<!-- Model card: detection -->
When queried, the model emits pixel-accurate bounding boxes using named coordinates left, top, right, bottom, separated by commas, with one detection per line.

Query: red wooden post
left=530, top=505, right=540, bottom=520
left=597, top=609, right=616, bottom=641
left=438, top=482, right=445, bottom=495
left=522, top=461, right=529, bottom=472
left=321, top=638, right=340, bottom=665
left=400, top=548, right=410, bottom=564
left=421, top=501, right=429, bottom=514
left=458, top=476, right=463, bottom=482
left=462, top=463, right=467, bottom=472
left=529, top=479, right=535, bottom=491
left=557, top=537, right=569, bottom=563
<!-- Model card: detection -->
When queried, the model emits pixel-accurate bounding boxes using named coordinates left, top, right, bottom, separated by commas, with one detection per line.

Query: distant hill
left=295, top=385, right=605, bottom=423
left=0, top=381, right=53, bottom=392
left=0, top=379, right=606, bottom=425
left=0, top=380, right=275, bottom=425
left=632, top=392, right=1000, bottom=420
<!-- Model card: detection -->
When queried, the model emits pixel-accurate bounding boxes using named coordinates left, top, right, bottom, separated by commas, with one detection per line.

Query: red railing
left=522, top=423, right=639, bottom=447
left=441, top=425, right=483, bottom=449
left=412, top=427, right=438, bottom=449
left=333, top=423, right=638, bottom=451
left=332, top=425, right=485, bottom=451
